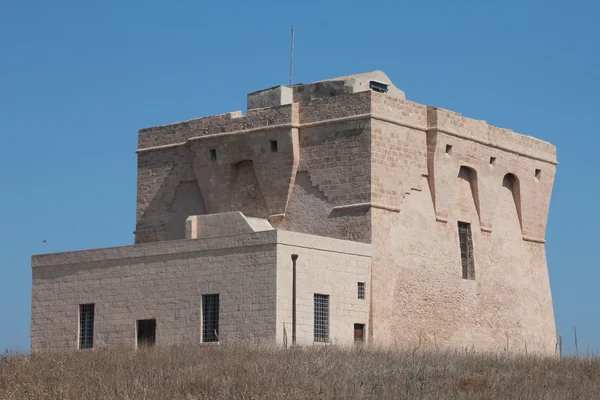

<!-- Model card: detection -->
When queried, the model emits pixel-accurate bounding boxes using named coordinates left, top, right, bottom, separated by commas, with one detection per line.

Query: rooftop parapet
left=427, top=107, right=557, bottom=165
left=137, top=71, right=556, bottom=166
left=137, top=106, right=295, bottom=150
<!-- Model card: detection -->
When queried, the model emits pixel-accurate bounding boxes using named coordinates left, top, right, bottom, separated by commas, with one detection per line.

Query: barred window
left=458, top=222, right=475, bottom=280
left=314, top=294, right=329, bottom=343
left=357, top=282, right=366, bottom=300
left=202, top=294, right=220, bottom=342
left=79, top=303, right=94, bottom=349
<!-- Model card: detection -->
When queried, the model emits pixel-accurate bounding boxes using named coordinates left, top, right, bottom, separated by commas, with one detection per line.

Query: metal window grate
left=79, top=303, right=95, bottom=349
left=314, top=294, right=329, bottom=343
left=202, top=294, right=220, bottom=342
left=369, top=80, right=388, bottom=93
left=458, top=222, right=475, bottom=280
left=357, top=282, right=366, bottom=300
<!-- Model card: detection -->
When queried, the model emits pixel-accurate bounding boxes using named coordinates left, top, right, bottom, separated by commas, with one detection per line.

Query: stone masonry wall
left=370, top=181, right=556, bottom=353
left=136, top=92, right=375, bottom=244
left=135, top=106, right=299, bottom=243
left=277, top=92, right=374, bottom=242
left=31, top=232, right=279, bottom=350
left=188, top=122, right=299, bottom=222
left=31, top=230, right=372, bottom=351
left=137, top=107, right=294, bottom=149
left=277, top=118, right=372, bottom=242
left=118, top=80, right=557, bottom=353
left=275, top=231, right=371, bottom=346
left=136, top=146, right=197, bottom=243
left=370, top=94, right=429, bottom=212
left=426, top=107, right=557, bottom=239
left=368, top=93, right=557, bottom=353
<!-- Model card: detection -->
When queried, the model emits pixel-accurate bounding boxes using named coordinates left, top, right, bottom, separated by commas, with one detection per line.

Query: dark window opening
left=314, top=294, right=329, bottom=343
left=445, top=144, right=453, bottom=155
left=202, top=294, right=220, bottom=342
left=369, top=81, right=388, bottom=93
left=354, top=323, right=365, bottom=343
left=357, top=282, right=366, bottom=300
left=503, top=173, right=516, bottom=189
left=270, top=140, right=278, bottom=152
left=210, top=149, right=217, bottom=161
left=79, top=303, right=95, bottom=349
left=490, top=157, right=496, bottom=166
left=137, top=319, right=156, bottom=346
left=458, top=222, right=475, bottom=280
left=535, top=169, right=542, bottom=181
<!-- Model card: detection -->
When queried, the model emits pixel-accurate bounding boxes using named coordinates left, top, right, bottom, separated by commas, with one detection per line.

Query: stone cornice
left=331, top=202, right=400, bottom=213
left=427, top=127, right=558, bottom=165
left=136, top=112, right=557, bottom=165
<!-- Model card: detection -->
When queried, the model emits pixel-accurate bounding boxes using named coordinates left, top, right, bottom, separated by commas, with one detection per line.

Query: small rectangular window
left=137, top=319, right=156, bottom=347
left=270, top=140, right=278, bottom=152
left=458, top=222, right=475, bottom=280
left=210, top=149, right=217, bottom=161
left=314, top=294, right=329, bottom=343
left=79, top=303, right=95, bottom=349
left=369, top=80, right=388, bottom=93
left=202, top=294, right=220, bottom=342
left=357, top=282, right=366, bottom=299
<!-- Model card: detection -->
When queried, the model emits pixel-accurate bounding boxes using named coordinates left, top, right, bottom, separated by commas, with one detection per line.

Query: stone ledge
left=428, top=127, right=558, bottom=165
left=32, top=229, right=371, bottom=268
left=331, top=202, right=400, bottom=213
left=137, top=110, right=557, bottom=166
left=32, top=230, right=279, bottom=268
left=522, top=235, right=546, bottom=244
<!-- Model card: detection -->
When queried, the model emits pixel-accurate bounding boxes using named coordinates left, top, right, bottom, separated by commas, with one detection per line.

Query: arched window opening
left=457, top=166, right=481, bottom=222
left=502, top=173, right=522, bottom=231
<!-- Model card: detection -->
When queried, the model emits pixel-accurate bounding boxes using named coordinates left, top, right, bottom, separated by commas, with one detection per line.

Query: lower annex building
left=31, top=71, right=558, bottom=353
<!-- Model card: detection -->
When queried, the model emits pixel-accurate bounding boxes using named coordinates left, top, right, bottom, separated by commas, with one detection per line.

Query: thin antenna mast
left=289, top=26, right=295, bottom=86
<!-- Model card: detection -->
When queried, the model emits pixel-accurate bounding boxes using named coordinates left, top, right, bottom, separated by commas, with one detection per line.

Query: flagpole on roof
left=289, top=26, right=295, bottom=86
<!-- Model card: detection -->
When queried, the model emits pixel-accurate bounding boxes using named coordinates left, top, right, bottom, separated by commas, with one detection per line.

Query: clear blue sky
left=1, top=0, right=598, bottom=353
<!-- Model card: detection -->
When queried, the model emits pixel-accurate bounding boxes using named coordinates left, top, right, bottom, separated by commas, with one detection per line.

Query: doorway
left=354, top=323, right=365, bottom=343
left=137, top=319, right=156, bottom=347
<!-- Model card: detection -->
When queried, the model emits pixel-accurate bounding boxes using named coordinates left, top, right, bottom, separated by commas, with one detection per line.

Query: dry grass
left=1, top=344, right=599, bottom=399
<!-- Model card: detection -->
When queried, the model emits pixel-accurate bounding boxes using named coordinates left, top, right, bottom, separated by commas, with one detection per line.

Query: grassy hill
left=1, top=344, right=599, bottom=399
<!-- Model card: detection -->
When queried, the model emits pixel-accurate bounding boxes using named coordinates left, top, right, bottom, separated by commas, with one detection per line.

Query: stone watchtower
left=32, top=71, right=557, bottom=353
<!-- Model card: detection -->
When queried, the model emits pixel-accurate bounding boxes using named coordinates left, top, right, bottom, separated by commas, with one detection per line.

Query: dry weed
left=0, top=344, right=599, bottom=399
